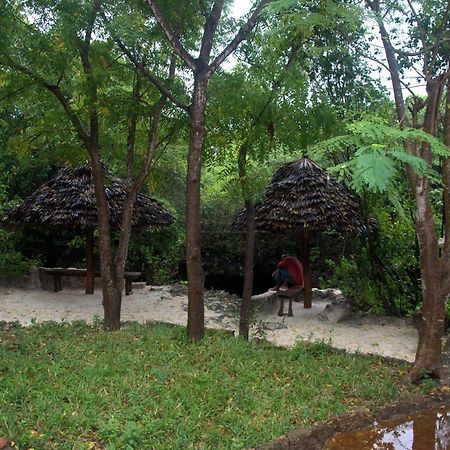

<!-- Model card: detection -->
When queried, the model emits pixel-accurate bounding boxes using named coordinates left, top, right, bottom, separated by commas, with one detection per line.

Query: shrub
left=0, top=229, right=37, bottom=277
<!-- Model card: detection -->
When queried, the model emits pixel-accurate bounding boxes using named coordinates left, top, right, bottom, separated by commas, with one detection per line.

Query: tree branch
left=365, top=54, right=419, bottom=102
left=3, top=57, right=91, bottom=148
left=106, top=32, right=190, bottom=112
left=147, top=0, right=197, bottom=71
left=126, top=69, right=141, bottom=181
left=208, top=0, right=270, bottom=76
left=78, top=0, right=100, bottom=144
left=199, top=0, right=225, bottom=64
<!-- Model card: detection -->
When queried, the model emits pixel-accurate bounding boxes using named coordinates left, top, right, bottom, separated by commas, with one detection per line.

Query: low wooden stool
left=277, top=284, right=304, bottom=316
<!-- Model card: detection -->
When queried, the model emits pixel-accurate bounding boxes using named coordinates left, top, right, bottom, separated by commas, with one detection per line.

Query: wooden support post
left=85, top=226, right=95, bottom=294
left=302, top=230, right=312, bottom=308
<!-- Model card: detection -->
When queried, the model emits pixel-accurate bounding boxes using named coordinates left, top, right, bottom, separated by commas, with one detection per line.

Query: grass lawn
left=0, top=321, right=430, bottom=449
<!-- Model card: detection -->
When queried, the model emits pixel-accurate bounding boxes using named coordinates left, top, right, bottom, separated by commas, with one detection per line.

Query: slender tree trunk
left=85, top=226, right=95, bottom=294
left=442, top=78, right=450, bottom=267
left=302, top=230, right=312, bottom=308
left=186, top=75, right=208, bottom=341
left=238, top=143, right=256, bottom=340
left=239, top=201, right=255, bottom=339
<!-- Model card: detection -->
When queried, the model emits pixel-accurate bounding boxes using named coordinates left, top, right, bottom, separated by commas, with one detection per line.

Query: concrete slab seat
left=42, top=268, right=142, bottom=295
left=277, top=284, right=304, bottom=317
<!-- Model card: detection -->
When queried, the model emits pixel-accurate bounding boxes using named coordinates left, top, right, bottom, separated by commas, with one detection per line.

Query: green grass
left=0, top=321, right=426, bottom=449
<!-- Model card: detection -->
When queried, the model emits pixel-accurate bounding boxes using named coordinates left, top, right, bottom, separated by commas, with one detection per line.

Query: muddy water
left=323, top=406, right=450, bottom=450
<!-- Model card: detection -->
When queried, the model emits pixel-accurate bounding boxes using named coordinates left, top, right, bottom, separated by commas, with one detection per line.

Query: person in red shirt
left=269, top=254, right=304, bottom=292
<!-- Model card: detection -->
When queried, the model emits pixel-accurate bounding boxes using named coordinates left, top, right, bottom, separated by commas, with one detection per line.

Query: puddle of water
left=323, top=406, right=450, bottom=450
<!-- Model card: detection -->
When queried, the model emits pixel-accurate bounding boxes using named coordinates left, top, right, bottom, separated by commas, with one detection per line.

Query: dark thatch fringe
left=232, top=158, right=366, bottom=234
left=1, top=166, right=175, bottom=229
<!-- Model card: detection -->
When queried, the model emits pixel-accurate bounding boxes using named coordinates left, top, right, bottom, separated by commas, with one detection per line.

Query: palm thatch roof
left=1, top=166, right=175, bottom=229
left=232, top=157, right=365, bottom=234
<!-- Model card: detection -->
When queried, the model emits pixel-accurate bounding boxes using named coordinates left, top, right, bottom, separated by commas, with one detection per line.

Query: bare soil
left=254, top=393, right=450, bottom=450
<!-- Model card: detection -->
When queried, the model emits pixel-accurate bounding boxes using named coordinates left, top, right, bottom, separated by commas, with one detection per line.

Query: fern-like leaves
left=311, top=120, right=449, bottom=195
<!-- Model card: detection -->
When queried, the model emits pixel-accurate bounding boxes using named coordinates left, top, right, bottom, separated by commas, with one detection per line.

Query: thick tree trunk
left=186, top=75, right=208, bottom=341
left=102, top=283, right=123, bottom=330
left=89, top=149, right=120, bottom=331
left=410, top=166, right=445, bottom=381
left=409, top=81, right=446, bottom=381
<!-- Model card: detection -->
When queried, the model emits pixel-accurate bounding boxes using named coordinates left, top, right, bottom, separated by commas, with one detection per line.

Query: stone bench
left=42, top=268, right=142, bottom=295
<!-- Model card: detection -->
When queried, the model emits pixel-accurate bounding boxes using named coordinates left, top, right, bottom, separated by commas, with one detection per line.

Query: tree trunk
left=146, top=0, right=270, bottom=341
left=302, top=230, right=312, bottom=308
left=239, top=201, right=256, bottom=339
left=88, top=149, right=120, bottom=331
left=102, top=283, right=123, bottom=331
left=238, top=141, right=256, bottom=340
left=409, top=176, right=446, bottom=381
left=186, top=75, right=208, bottom=341
left=408, top=80, right=446, bottom=381
left=85, top=226, right=95, bottom=294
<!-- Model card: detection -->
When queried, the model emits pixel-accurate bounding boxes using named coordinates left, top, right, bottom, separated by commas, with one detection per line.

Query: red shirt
left=277, top=256, right=304, bottom=285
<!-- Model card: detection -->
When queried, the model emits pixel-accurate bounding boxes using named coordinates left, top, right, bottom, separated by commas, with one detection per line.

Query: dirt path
left=0, top=285, right=419, bottom=362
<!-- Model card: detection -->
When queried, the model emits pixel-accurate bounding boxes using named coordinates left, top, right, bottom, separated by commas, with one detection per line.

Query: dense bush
left=127, top=225, right=185, bottom=285
left=0, top=229, right=37, bottom=277
left=329, top=206, right=421, bottom=317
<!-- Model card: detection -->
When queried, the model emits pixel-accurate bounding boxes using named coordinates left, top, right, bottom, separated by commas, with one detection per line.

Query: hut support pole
left=302, top=230, right=312, bottom=308
left=85, top=226, right=95, bottom=294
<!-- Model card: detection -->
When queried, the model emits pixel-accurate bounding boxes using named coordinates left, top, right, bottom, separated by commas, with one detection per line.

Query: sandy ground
left=0, top=285, right=419, bottom=362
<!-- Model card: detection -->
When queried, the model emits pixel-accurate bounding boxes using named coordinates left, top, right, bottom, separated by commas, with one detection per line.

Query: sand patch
left=0, top=286, right=419, bottom=362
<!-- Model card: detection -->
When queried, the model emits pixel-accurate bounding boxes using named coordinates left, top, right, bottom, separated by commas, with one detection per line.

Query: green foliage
left=330, top=202, right=420, bottom=316
left=0, top=182, right=37, bottom=277
left=315, top=120, right=448, bottom=195
left=0, top=321, right=425, bottom=449
left=0, top=230, right=37, bottom=277
left=127, top=225, right=184, bottom=285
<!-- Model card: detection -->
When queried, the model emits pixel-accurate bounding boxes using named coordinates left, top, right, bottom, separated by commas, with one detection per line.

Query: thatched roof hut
left=1, top=166, right=175, bottom=293
left=233, top=157, right=366, bottom=307
left=1, top=166, right=174, bottom=229
left=233, top=158, right=365, bottom=234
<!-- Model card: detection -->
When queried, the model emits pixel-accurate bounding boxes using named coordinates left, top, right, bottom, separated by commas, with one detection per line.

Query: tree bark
left=302, top=230, right=312, bottom=308
left=85, top=226, right=95, bottom=294
left=88, top=148, right=121, bottom=330
left=186, top=74, right=208, bottom=341
left=239, top=201, right=256, bottom=339
left=238, top=143, right=256, bottom=340
left=409, top=79, right=446, bottom=382
left=409, top=173, right=446, bottom=380
left=441, top=77, right=450, bottom=270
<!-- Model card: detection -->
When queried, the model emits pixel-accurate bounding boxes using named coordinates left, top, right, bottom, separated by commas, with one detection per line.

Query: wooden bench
left=277, top=284, right=304, bottom=317
left=42, top=268, right=142, bottom=295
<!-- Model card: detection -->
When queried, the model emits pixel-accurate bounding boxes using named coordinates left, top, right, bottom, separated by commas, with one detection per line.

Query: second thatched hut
left=233, top=157, right=366, bottom=307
